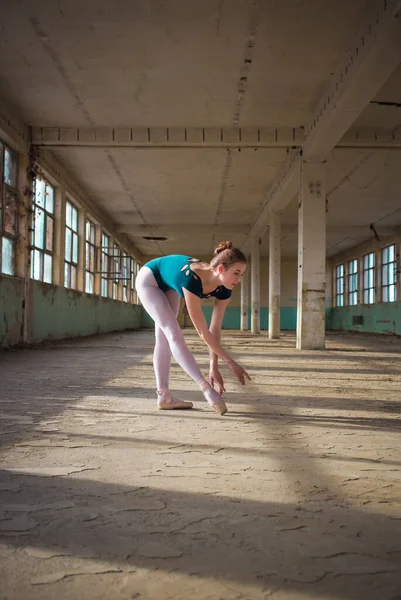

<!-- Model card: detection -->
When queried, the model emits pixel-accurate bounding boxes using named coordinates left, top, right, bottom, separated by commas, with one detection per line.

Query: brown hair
left=210, top=240, right=247, bottom=270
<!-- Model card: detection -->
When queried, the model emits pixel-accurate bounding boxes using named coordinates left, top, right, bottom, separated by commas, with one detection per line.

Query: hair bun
left=214, top=240, right=233, bottom=255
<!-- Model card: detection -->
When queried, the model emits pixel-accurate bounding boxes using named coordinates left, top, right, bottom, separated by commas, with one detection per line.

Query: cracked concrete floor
left=0, top=329, right=400, bottom=600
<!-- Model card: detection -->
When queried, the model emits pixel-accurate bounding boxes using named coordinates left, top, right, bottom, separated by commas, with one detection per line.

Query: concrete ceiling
left=0, top=0, right=400, bottom=259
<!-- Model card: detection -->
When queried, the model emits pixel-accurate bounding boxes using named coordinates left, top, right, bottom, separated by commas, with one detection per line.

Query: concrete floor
left=0, top=329, right=400, bottom=600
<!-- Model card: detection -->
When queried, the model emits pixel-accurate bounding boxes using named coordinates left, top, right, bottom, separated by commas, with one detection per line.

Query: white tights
left=135, top=267, right=222, bottom=406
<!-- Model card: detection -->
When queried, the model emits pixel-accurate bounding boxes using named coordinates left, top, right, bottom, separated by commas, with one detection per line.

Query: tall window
left=64, top=200, right=78, bottom=289
left=31, top=177, right=54, bottom=283
left=122, top=252, right=130, bottom=302
left=382, top=244, right=397, bottom=303
left=0, top=142, right=19, bottom=276
left=335, top=264, right=344, bottom=307
left=348, top=259, right=358, bottom=306
left=101, top=233, right=110, bottom=297
left=132, top=260, right=140, bottom=304
left=85, top=219, right=96, bottom=293
left=363, top=252, right=375, bottom=304
left=112, top=243, right=121, bottom=300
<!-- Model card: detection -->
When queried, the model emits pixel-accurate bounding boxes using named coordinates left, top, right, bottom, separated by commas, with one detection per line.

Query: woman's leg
left=136, top=267, right=227, bottom=415
left=136, top=267, right=202, bottom=381
left=153, top=288, right=180, bottom=390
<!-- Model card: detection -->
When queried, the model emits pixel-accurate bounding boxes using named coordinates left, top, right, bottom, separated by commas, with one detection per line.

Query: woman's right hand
left=227, top=359, right=251, bottom=385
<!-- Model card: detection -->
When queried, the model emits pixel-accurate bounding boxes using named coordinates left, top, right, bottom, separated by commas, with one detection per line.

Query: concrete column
left=16, top=153, right=33, bottom=343
left=397, top=240, right=401, bottom=303
left=251, top=236, right=260, bottom=334
left=94, top=224, right=102, bottom=296
left=240, top=263, right=249, bottom=331
left=268, top=210, right=281, bottom=339
left=77, top=208, right=86, bottom=292
left=53, top=186, right=66, bottom=287
left=376, top=249, right=382, bottom=303
left=358, top=256, right=363, bottom=305
left=296, top=160, right=327, bottom=350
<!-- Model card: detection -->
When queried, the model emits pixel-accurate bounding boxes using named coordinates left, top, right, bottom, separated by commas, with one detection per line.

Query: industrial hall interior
left=0, top=1, right=400, bottom=599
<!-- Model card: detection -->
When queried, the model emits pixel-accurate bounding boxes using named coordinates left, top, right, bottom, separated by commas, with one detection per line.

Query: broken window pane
left=32, top=249, right=42, bottom=280
left=1, top=236, right=14, bottom=275
left=34, top=206, right=45, bottom=249
left=71, top=265, right=77, bottom=289
left=4, top=148, right=18, bottom=188
left=72, top=205, right=78, bottom=231
left=43, top=253, right=52, bottom=283
left=65, top=227, right=72, bottom=261
left=46, top=215, right=54, bottom=251
left=66, top=201, right=72, bottom=227
left=86, top=271, right=94, bottom=294
left=3, top=189, right=17, bottom=236
left=34, top=178, right=45, bottom=207
left=45, top=183, right=54, bottom=213
left=72, top=232, right=78, bottom=263
left=64, top=262, right=70, bottom=288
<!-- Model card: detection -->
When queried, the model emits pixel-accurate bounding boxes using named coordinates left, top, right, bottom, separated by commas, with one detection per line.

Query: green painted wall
left=202, top=306, right=332, bottom=330
left=329, top=302, right=401, bottom=335
left=29, top=281, right=143, bottom=343
left=0, top=276, right=24, bottom=347
left=142, top=306, right=333, bottom=331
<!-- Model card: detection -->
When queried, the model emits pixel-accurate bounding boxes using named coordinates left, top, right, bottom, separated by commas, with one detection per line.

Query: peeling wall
left=28, top=281, right=143, bottom=343
left=0, top=276, right=24, bottom=347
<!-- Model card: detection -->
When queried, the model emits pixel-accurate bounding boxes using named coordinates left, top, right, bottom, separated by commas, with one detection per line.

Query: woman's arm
left=208, top=298, right=230, bottom=366
left=183, top=289, right=250, bottom=385
left=209, top=298, right=230, bottom=394
left=183, top=289, right=231, bottom=363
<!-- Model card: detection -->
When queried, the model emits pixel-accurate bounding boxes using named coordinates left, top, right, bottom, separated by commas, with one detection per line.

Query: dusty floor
left=0, top=329, right=400, bottom=600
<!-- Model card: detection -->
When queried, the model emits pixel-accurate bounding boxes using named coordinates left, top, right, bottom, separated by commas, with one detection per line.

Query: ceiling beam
left=30, top=126, right=401, bottom=149
left=282, top=225, right=400, bottom=237
left=114, top=224, right=248, bottom=235
left=115, top=223, right=400, bottom=239
left=31, top=126, right=304, bottom=148
left=245, top=0, right=401, bottom=242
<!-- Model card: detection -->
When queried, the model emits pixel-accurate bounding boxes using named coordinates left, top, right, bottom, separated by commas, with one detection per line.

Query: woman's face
left=218, top=261, right=247, bottom=290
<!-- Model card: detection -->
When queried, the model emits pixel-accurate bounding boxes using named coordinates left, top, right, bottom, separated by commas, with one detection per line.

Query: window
left=112, top=243, right=121, bottom=300
left=101, top=232, right=110, bottom=297
left=348, top=259, right=358, bottom=306
left=0, top=142, right=19, bottom=276
left=335, top=264, right=344, bottom=307
left=382, top=244, right=397, bottom=303
left=64, top=200, right=79, bottom=289
left=31, top=177, right=54, bottom=283
left=85, top=219, right=96, bottom=293
left=363, top=252, right=375, bottom=304
left=122, top=252, right=130, bottom=302
left=131, top=259, right=140, bottom=304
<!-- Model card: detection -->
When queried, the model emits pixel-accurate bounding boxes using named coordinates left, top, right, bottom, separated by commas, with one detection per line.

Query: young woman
left=135, top=241, right=251, bottom=415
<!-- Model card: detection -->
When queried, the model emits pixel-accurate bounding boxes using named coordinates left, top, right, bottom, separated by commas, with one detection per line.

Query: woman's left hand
left=209, top=365, right=226, bottom=396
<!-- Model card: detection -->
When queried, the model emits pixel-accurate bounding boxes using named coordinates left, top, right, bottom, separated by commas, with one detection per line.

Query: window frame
left=101, top=232, right=111, bottom=297
left=30, top=176, right=55, bottom=284
left=112, top=243, right=121, bottom=300
left=121, top=251, right=130, bottom=302
left=0, top=141, right=19, bottom=276
left=348, top=258, right=358, bottom=306
left=381, top=244, right=397, bottom=303
left=85, top=218, right=96, bottom=294
left=64, top=199, right=79, bottom=290
left=363, top=252, right=375, bottom=305
left=335, top=263, right=344, bottom=307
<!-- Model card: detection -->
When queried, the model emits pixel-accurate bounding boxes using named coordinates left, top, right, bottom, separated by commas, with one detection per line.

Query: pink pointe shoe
left=199, top=380, right=228, bottom=416
left=157, top=390, right=193, bottom=410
